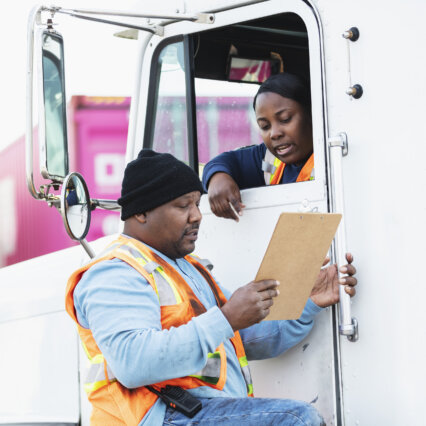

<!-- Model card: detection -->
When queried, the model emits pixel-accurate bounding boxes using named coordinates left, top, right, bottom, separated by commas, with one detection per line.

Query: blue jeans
left=163, top=397, right=325, bottom=425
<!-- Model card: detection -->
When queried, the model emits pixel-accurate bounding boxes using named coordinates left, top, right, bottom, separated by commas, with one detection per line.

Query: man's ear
left=134, top=213, right=147, bottom=224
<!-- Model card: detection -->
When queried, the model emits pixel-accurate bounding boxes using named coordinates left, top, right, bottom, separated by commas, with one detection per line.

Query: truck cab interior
left=145, top=12, right=313, bottom=176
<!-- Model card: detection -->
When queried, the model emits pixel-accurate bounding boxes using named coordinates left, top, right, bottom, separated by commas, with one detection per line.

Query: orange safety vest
left=65, top=235, right=253, bottom=425
left=263, top=151, right=315, bottom=185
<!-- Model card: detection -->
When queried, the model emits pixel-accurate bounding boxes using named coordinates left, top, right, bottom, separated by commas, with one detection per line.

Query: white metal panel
left=0, top=246, right=87, bottom=323
left=317, top=0, right=426, bottom=424
left=0, top=235, right=116, bottom=424
left=0, top=245, right=85, bottom=423
left=0, top=312, right=79, bottom=423
left=198, top=188, right=335, bottom=422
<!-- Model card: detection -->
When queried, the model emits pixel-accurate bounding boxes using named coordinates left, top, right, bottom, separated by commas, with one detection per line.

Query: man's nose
left=189, top=204, right=202, bottom=222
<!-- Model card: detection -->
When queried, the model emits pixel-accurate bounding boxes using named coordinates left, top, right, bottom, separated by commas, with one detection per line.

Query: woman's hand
left=207, top=172, right=246, bottom=221
left=310, top=253, right=357, bottom=308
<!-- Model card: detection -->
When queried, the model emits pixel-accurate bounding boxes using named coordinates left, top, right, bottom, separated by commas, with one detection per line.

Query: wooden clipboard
left=255, top=212, right=342, bottom=320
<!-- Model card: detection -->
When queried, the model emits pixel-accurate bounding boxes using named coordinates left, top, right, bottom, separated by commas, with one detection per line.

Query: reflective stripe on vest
left=187, top=256, right=254, bottom=396
left=83, top=354, right=117, bottom=393
left=115, top=243, right=182, bottom=305
left=262, top=148, right=278, bottom=184
left=239, top=355, right=253, bottom=396
left=263, top=150, right=315, bottom=185
left=80, top=341, right=117, bottom=394
left=190, top=350, right=221, bottom=385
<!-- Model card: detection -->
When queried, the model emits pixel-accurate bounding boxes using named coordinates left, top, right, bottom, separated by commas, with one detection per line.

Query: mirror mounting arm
left=80, top=239, right=95, bottom=259
left=90, top=199, right=121, bottom=212
left=39, top=184, right=61, bottom=208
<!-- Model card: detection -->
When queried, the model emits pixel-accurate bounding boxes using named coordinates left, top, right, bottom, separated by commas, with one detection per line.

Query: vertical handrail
left=328, top=133, right=358, bottom=342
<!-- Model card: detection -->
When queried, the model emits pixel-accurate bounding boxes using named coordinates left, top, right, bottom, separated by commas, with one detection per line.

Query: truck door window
left=195, top=78, right=258, bottom=175
left=193, top=13, right=312, bottom=183
left=145, top=11, right=321, bottom=187
left=149, top=41, right=190, bottom=163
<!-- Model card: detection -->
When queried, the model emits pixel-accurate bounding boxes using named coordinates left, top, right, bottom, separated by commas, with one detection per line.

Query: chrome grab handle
left=328, top=133, right=358, bottom=342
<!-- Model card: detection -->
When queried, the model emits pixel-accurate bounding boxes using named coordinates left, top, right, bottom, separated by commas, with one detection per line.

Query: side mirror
left=61, top=172, right=91, bottom=241
left=38, top=28, right=69, bottom=181
left=27, top=11, right=118, bottom=257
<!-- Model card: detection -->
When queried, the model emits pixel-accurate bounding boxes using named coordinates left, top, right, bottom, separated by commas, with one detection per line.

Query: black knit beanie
left=118, top=149, right=203, bottom=220
left=253, top=72, right=311, bottom=111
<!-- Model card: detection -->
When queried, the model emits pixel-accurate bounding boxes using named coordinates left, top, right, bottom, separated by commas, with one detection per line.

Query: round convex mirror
left=61, top=172, right=91, bottom=240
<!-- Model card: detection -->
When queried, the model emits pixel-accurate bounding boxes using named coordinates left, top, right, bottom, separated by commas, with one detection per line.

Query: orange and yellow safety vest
left=263, top=151, right=314, bottom=185
left=65, top=235, right=253, bottom=425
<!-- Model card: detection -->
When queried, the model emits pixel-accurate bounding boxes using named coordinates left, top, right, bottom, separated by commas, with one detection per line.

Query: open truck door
left=132, top=1, right=357, bottom=424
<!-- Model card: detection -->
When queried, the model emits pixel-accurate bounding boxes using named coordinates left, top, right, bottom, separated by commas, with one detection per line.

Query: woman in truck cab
left=202, top=72, right=314, bottom=221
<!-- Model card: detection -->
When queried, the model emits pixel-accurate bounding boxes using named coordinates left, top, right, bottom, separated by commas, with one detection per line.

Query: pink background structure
left=0, top=95, right=255, bottom=267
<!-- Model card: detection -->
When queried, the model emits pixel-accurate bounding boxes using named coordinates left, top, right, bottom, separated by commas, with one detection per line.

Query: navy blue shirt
left=202, top=143, right=304, bottom=191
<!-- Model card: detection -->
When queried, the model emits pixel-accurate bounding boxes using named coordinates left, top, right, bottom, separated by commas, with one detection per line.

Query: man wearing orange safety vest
left=66, top=149, right=357, bottom=425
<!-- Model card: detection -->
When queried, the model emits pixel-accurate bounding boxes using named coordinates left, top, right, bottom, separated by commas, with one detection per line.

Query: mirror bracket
left=90, top=198, right=121, bottom=212
left=39, top=184, right=61, bottom=208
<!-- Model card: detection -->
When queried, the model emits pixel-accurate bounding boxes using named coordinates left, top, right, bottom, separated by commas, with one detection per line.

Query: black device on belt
left=147, top=385, right=202, bottom=418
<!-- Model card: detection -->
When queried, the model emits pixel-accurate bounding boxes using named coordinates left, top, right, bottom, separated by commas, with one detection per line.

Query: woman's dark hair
left=253, top=72, right=311, bottom=112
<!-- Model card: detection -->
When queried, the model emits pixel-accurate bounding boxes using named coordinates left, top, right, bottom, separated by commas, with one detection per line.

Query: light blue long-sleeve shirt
left=74, top=242, right=323, bottom=425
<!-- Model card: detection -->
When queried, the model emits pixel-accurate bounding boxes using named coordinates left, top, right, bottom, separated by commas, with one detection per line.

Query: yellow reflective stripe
left=269, top=157, right=282, bottom=183
left=81, top=341, right=104, bottom=364
left=156, top=268, right=182, bottom=304
left=123, top=242, right=182, bottom=304
left=239, top=356, right=253, bottom=396
left=91, top=354, right=104, bottom=364
left=134, top=256, right=182, bottom=304
left=133, top=256, right=161, bottom=300
left=189, top=375, right=220, bottom=385
left=239, top=355, right=248, bottom=367
left=190, top=351, right=221, bottom=384
left=83, top=359, right=117, bottom=394
left=83, top=378, right=117, bottom=394
left=247, top=383, right=254, bottom=395
left=84, top=379, right=108, bottom=393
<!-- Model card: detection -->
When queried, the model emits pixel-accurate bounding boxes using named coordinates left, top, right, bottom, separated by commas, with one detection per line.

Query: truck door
left=133, top=1, right=341, bottom=423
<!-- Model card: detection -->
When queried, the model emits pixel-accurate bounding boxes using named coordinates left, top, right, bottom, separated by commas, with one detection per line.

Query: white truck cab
left=0, top=1, right=425, bottom=425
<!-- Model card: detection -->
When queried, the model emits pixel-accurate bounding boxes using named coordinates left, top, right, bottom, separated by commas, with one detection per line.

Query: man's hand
left=207, top=172, right=246, bottom=221
left=310, top=253, right=357, bottom=308
left=221, top=280, right=279, bottom=331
